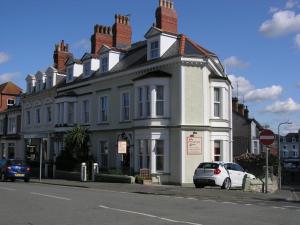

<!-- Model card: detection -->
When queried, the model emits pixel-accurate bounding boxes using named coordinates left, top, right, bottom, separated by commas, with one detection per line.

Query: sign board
left=118, top=141, right=127, bottom=154
left=259, top=129, right=275, bottom=146
left=187, top=136, right=202, bottom=155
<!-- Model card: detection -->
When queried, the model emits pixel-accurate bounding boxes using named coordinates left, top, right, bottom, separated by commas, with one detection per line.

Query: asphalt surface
left=1, top=180, right=300, bottom=225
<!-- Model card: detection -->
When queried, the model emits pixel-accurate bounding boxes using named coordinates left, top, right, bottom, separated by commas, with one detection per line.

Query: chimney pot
left=155, top=0, right=178, bottom=33
left=112, top=14, right=132, bottom=48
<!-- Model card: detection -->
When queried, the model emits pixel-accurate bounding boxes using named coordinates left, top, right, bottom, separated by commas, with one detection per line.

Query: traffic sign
left=259, top=129, right=275, bottom=146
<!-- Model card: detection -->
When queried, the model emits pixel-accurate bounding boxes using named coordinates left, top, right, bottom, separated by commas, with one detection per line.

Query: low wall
left=95, top=174, right=135, bottom=184
left=55, top=170, right=81, bottom=181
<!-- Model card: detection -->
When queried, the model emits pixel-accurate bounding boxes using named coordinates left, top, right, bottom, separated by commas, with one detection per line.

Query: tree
left=64, top=124, right=92, bottom=163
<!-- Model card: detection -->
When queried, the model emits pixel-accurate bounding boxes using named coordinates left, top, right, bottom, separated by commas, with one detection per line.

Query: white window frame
left=120, top=92, right=130, bottom=122
left=214, top=88, right=221, bottom=118
left=100, top=56, right=108, bottom=73
left=7, top=99, right=15, bottom=106
left=82, top=100, right=90, bottom=124
left=47, top=75, right=53, bottom=88
left=67, top=67, right=73, bottom=82
left=8, top=117, right=16, bottom=134
left=155, top=85, right=164, bottom=116
left=137, top=87, right=143, bottom=118
left=214, top=140, right=221, bottom=161
left=137, top=139, right=151, bottom=170
left=84, top=61, right=91, bottom=77
left=150, top=40, right=159, bottom=59
left=68, top=102, right=74, bottom=124
left=155, top=140, right=164, bottom=172
left=46, top=107, right=52, bottom=123
left=99, top=96, right=109, bottom=122
left=35, top=108, right=41, bottom=124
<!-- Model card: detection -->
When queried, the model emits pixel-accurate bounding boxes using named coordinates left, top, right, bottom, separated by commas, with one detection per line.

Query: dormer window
left=67, top=67, right=73, bottom=81
left=84, top=61, right=91, bottom=76
left=100, top=56, right=108, bottom=73
left=7, top=99, right=15, bottom=106
left=47, top=76, right=53, bottom=88
left=150, top=40, right=159, bottom=59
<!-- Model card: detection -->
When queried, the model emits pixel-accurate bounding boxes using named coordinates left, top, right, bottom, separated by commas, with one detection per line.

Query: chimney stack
left=155, top=0, right=178, bottom=34
left=91, top=24, right=113, bottom=55
left=53, top=40, right=73, bottom=74
left=112, top=14, right=132, bottom=48
left=238, top=104, right=245, bottom=117
left=232, top=97, right=238, bottom=112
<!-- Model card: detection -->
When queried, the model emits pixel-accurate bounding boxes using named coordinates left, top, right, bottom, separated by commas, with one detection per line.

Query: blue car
left=0, top=159, right=31, bottom=182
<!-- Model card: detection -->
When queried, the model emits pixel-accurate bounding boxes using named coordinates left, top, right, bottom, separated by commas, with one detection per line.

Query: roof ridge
left=185, top=37, right=215, bottom=57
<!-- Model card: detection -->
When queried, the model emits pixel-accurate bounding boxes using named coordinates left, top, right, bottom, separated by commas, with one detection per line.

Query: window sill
left=119, top=120, right=131, bottom=124
left=97, top=122, right=110, bottom=125
left=134, top=117, right=170, bottom=121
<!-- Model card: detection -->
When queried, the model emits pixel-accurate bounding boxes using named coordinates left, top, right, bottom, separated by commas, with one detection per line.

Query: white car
left=193, top=162, right=255, bottom=189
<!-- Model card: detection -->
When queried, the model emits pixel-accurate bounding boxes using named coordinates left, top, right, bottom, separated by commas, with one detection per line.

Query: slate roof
left=56, top=33, right=224, bottom=89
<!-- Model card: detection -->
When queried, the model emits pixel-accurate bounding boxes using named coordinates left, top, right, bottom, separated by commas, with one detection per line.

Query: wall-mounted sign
left=187, top=136, right=202, bottom=155
left=118, top=141, right=127, bottom=154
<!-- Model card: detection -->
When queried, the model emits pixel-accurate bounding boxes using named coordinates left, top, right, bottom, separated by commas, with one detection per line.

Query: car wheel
left=24, top=178, right=30, bottom=183
left=221, top=178, right=231, bottom=190
left=10, top=178, right=15, bottom=182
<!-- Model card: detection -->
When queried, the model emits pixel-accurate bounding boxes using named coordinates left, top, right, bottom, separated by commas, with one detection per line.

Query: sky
left=0, top=0, right=299, bottom=134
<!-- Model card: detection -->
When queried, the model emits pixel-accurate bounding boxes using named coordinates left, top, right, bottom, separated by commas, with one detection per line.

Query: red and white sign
left=259, top=129, right=275, bottom=146
left=186, top=136, right=202, bottom=155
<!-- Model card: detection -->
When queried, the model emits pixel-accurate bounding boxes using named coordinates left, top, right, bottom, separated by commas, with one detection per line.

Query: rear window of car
left=7, top=160, right=27, bottom=166
left=197, top=163, right=219, bottom=169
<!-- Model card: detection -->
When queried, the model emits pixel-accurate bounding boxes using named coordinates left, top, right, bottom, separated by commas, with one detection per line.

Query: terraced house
left=21, top=0, right=232, bottom=184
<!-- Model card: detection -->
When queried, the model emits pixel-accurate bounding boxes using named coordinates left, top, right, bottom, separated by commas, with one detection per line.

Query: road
left=0, top=181, right=300, bottom=225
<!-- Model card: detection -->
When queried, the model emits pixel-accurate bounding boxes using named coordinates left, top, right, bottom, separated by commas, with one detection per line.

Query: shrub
left=235, top=153, right=278, bottom=178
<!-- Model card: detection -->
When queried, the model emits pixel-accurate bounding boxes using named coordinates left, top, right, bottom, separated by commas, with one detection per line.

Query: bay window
left=155, top=140, right=164, bottom=171
left=214, top=140, right=221, bottom=161
left=214, top=88, right=221, bottom=118
left=156, top=85, right=164, bottom=116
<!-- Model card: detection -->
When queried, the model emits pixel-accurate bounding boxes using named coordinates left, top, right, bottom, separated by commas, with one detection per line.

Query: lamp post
left=278, top=121, right=292, bottom=189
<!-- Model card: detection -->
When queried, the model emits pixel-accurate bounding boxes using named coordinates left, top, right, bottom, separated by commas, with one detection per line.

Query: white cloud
left=223, top=56, right=249, bottom=70
left=294, top=33, right=300, bottom=49
left=297, top=82, right=300, bottom=88
left=259, top=10, right=300, bottom=37
left=269, top=7, right=279, bottom=13
left=244, top=85, right=283, bottom=102
left=73, top=39, right=90, bottom=51
left=228, top=75, right=254, bottom=96
left=286, top=0, right=298, bottom=9
left=0, top=52, right=10, bottom=64
left=0, top=72, right=19, bottom=83
left=263, top=98, right=300, bottom=113
left=228, top=75, right=283, bottom=102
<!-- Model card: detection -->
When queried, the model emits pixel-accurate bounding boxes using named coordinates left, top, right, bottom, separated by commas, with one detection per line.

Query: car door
left=232, top=163, right=246, bottom=187
left=224, top=163, right=238, bottom=187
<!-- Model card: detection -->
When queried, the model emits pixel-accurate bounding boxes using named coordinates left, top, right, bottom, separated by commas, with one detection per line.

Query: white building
left=21, top=0, right=232, bottom=184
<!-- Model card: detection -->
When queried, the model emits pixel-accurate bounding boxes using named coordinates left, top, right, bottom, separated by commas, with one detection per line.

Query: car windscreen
left=197, top=163, right=219, bottom=169
left=7, top=160, right=27, bottom=166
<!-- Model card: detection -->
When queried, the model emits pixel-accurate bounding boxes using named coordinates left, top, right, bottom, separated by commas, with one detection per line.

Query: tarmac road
left=0, top=181, right=300, bottom=225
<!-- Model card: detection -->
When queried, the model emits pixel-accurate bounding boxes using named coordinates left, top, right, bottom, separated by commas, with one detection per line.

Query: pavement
left=30, top=178, right=300, bottom=204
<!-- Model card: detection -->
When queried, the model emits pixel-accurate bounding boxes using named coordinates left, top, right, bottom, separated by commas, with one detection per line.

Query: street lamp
left=278, top=121, right=292, bottom=190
